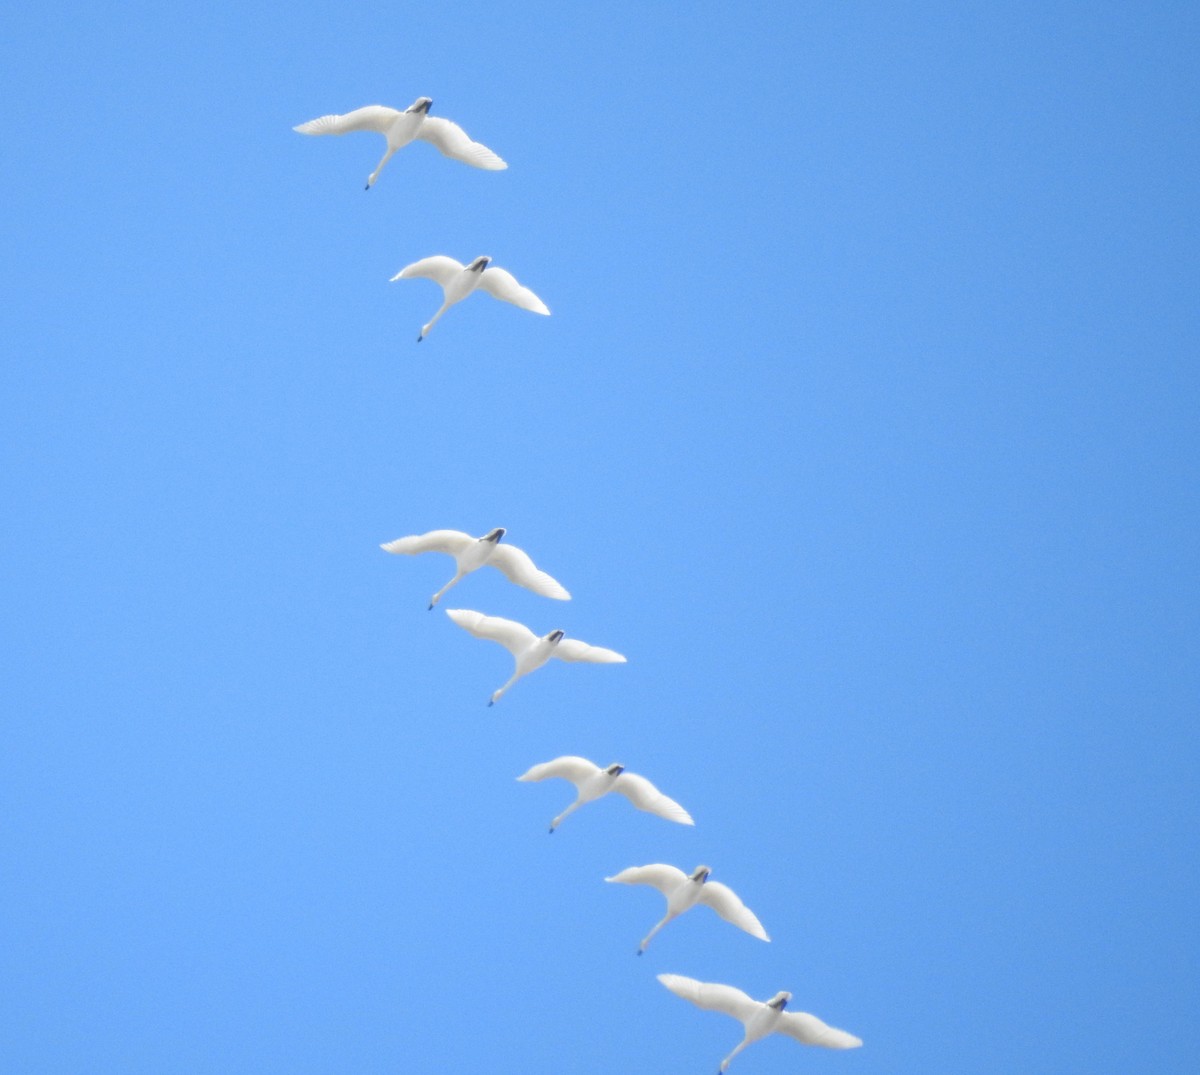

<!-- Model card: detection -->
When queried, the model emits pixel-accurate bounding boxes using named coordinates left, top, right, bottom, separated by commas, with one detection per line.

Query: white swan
left=293, top=97, right=506, bottom=188
left=390, top=256, right=549, bottom=341
left=657, top=974, right=862, bottom=1071
left=445, top=610, right=623, bottom=704
left=380, top=528, right=569, bottom=609
left=517, top=756, right=693, bottom=832
left=605, top=865, right=769, bottom=954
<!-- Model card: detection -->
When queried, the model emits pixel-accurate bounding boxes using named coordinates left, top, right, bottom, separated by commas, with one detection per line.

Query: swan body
left=390, top=255, right=549, bottom=340
left=517, top=756, right=693, bottom=832
left=444, top=610, right=624, bottom=704
left=380, top=527, right=569, bottom=609
left=657, top=974, right=862, bottom=1071
left=605, top=865, right=769, bottom=953
left=293, top=97, right=506, bottom=188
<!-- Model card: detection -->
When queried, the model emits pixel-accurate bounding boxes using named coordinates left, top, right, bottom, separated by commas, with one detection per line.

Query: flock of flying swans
left=295, top=95, right=862, bottom=1071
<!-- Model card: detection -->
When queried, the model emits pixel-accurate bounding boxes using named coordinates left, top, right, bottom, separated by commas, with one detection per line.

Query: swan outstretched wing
left=657, top=975, right=758, bottom=1024
left=293, top=105, right=400, bottom=136
left=487, top=544, right=570, bottom=600
left=777, top=1011, right=863, bottom=1049
left=380, top=530, right=473, bottom=557
left=698, top=881, right=770, bottom=941
left=604, top=864, right=688, bottom=894
left=612, top=773, right=693, bottom=825
left=415, top=116, right=507, bottom=169
left=477, top=267, right=550, bottom=314
left=390, top=256, right=464, bottom=287
left=517, top=756, right=599, bottom=786
left=553, top=639, right=626, bottom=664
left=444, top=609, right=536, bottom=656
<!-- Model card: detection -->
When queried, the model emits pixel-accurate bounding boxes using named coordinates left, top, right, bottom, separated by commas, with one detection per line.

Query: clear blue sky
left=2, top=2, right=1197, bottom=1071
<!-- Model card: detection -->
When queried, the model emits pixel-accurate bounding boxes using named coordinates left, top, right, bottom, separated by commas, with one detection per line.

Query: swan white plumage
left=605, top=865, right=769, bottom=954
left=445, top=610, right=623, bottom=704
left=517, top=756, right=693, bottom=832
left=657, top=974, right=862, bottom=1071
left=380, top=527, right=569, bottom=609
left=293, top=97, right=506, bottom=188
left=390, top=255, right=549, bottom=341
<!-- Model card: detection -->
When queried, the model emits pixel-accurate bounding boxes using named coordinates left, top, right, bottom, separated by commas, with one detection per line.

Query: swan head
left=766, top=992, right=791, bottom=1011
left=689, top=865, right=712, bottom=883
left=407, top=97, right=433, bottom=114
left=484, top=527, right=506, bottom=543
left=468, top=256, right=492, bottom=273
left=545, top=629, right=565, bottom=644
left=603, top=763, right=625, bottom=777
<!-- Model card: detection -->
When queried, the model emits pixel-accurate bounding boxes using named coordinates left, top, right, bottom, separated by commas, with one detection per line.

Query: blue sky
left=2, top=1, right=1197, bottom=1071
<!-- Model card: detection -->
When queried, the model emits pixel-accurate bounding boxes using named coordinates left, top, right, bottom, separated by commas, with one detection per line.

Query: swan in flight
left=381, top=528, right=569, bottom=609
left=445, top=610, right=623, bottom=704
left=390, top=256, right=549, bottom=340
left=517, top=756, right=693, bottom=832
left=657, top=974, right=862, bottom=1071
left=605, top=865, right=769, bottom=954
left=293, top=97, right=506, bottom=188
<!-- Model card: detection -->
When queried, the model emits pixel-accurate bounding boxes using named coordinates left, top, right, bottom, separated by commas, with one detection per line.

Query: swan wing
left=293, top=105, right=400, bottom=136
left=776, top=1011, right=863, bottom=1050
left=380, top=529, right=473, bottom=557
left=698, top=881, right=770, bottom=941
left=612, top=772, right=693, bottom=825
left=415, top=116, right=507, bottom=169
left=477, top=267, right=550, bottom=314
left=516, top=756, right=599, bottom=786
left=444, top=609, right=536, bottom=656
left=657, top=974, right=758, bottom=1024
left=486, top=544, right=570, bottom=600
left=604, top=864, right=688, bottom=895
left=389, top=256, right=464, bottom=287
left=552, top=638, right=626, bottom=664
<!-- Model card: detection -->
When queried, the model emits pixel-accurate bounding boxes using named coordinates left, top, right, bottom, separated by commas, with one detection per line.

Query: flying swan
left=605, top=865, right=769, bottom=954
left=445, top=610, right=623, bottom=705
left=293, top=97, right=506, bottom=188
left=517, top=756, right=693, bottom=832
left=390, top=255, right=550, bottom=341
left=381, top=528, right=569, bottom=609
left=657, top=974, right=861, bottom=1071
